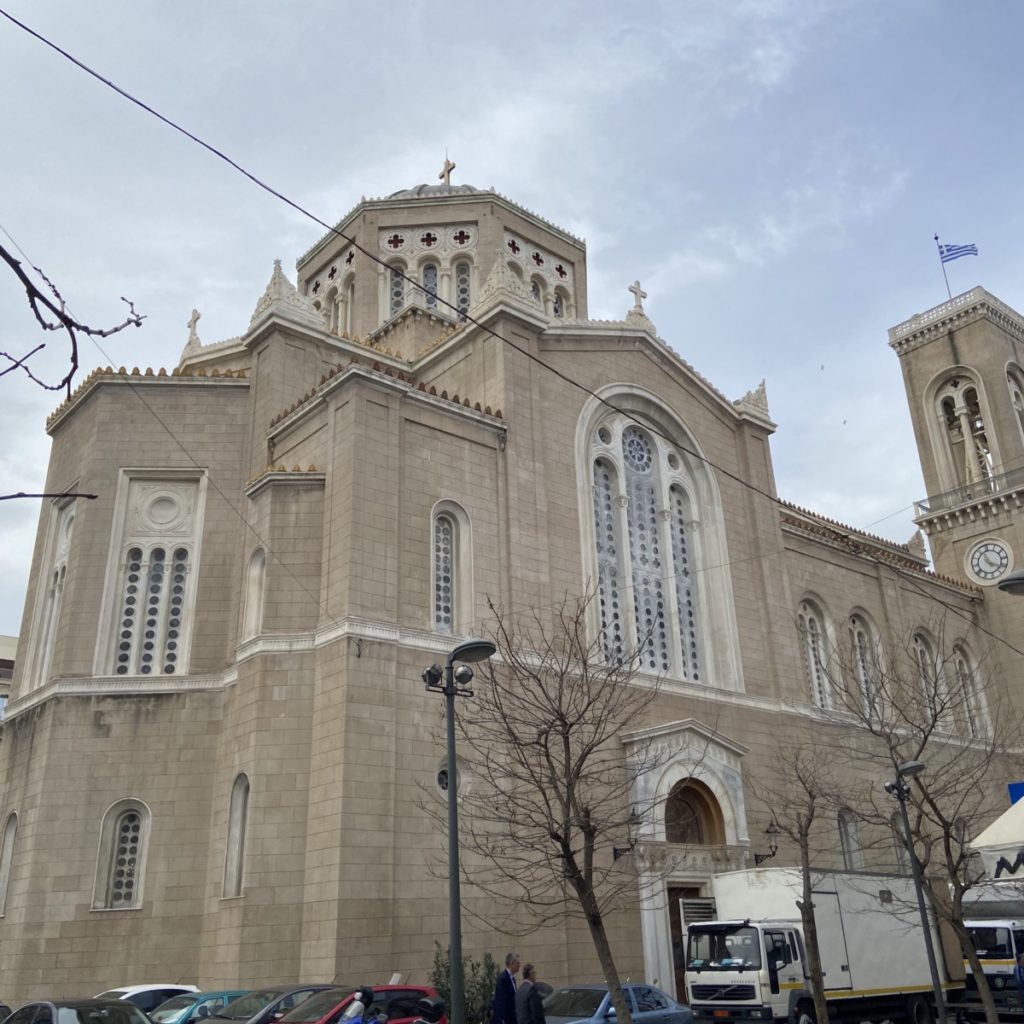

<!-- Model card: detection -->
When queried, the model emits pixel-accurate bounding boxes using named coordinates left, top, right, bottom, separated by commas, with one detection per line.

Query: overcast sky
left=2, top=0, right=1022, bottom=636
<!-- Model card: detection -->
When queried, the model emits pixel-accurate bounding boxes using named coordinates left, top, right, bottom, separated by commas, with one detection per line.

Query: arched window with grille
left=223, top=773, right=250, bottom=898
left=94, top=800, right=150, bottom=909
left=953, top=642, right=987, bottom=738
left=454, top=261, right=471, bottom=318
left=838, top=808, right=864, bottom=870
left=849, top=613, right=879, bottom=714
left=0, top=813, right=17, bottom=916
left=422, top=262, right=439, bottom=309
left=582, top=398, right=741, bottom=689
left=797, top=598, right=829, bottom=708
left=432, top=502, right=472, bottom=635
left=388, top=262, right=406, bottom=317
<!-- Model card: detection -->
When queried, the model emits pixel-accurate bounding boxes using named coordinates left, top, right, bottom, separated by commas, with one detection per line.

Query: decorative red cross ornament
left=345, top=251, right=355, bottom=265
left=555, top=264, right=567, bottom=278
left=420, top=232, right=438, bottom=247
left=452, top=229, right=471, bottom=245
left=531, top=251, right=544, bottom=266
left=507, top=238, right=521, bottom=254
left=312, top=281, right=321, bottom=294
left=387, top=234, right=405, bottom=249
left=328, top=266, right=337, bottom=280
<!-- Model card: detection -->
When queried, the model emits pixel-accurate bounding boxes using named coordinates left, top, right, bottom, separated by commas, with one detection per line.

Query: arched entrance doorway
left=665, top=780, right=726, bottom=998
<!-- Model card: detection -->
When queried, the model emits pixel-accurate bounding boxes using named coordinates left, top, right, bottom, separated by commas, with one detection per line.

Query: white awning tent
left=971, top=799, right=1024, bottom=881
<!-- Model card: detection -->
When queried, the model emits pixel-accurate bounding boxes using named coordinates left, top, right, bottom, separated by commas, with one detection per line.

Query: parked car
left=4, top=1000, right=152, bottom=1024
left=209, top=987, right=335, bottom=1024
left=544, top=985, right=691, bottom=1024
left=95, top=989, right=200, bottom=1016
left=276, top=985, right=445, bottom=1024
left=150, top=992, right=251, bottom=1024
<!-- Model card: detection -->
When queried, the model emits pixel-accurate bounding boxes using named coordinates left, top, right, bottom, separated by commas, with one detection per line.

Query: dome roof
left=386, top=183, right=485, bottom=199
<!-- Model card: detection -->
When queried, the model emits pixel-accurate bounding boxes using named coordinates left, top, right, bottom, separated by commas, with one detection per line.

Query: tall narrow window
left=669, top=486, right=699, bottom=681
left=455, top=261, right=471, bottom=318
left=954, top=645, right=985, bottom=738
left=223, top=773, right=250, bottom=898
left=592, top=458, right=624, bottom=660
left=838, top=808, right=864, bottom=870
left=33, top=500, right=75, bottom=689
left=342, top=274, right=355, bottom=334
left=1008, top=369, right=1024, bottom=445
left=434, top=514, right=456, bottom=633
left=389, top=263, right=405, bottom=316
left=849, top=614, right=878, bottom=713
left=553, top=288, right=569, bottom=318
left=95, top=800, right=150, bottom=909
left=422, top=263, right=439, bottom=309
left=0, top=813, right=17, bottom=915
left=797, top=600, right=828, bottom=707
left=242, top=549, right=266, bottom=640
left=101, top=475, right=203, bottom=678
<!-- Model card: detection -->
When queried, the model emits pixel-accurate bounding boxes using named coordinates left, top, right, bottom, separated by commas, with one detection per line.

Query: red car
left=276, top=987, right=445, bottom=1024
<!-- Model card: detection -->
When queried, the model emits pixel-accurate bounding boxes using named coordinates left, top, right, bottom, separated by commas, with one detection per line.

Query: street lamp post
left=885, top=760, right=945, bottom=1021
left=422, top=638, right=497, bottom=1024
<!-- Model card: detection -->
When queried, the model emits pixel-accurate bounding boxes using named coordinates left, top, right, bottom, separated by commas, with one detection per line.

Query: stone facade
left=2, top=182, right=1021, bottom=1002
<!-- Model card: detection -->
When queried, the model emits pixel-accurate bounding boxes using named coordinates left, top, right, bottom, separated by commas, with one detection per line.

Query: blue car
left=544, top=984, right=692, bottom=1024
left=151, top=993, right=251, bottom=1024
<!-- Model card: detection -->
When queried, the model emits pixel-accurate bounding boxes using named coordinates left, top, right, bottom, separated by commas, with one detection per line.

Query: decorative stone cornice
left=888, top=286, right=1024, bottom=354
left=733, top=379, right=774, bottom=428
left=47, top=365, right=249, bottom=434
left=244, top=467, right=325, bottom=498
left=250, top=259, right=324, bottom=332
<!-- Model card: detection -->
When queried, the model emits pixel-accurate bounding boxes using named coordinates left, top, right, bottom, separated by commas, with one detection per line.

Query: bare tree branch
left=1, top=241, right=145, bottom=397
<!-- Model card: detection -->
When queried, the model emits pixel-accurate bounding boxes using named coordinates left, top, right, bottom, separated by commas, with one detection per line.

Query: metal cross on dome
left=629, top=280, right=648, bottom=312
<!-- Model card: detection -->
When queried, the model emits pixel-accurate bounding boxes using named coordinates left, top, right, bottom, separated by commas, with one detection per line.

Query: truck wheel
left=795, top=1003, right=816, bottom=1024
left=907, top=995, right=932, bottom=1024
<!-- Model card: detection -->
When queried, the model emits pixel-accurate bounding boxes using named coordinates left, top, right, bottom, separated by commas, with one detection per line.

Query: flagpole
left=934, top=234, right=952, bottom=300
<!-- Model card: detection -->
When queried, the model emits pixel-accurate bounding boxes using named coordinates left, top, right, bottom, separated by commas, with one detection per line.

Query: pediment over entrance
left=622, top=718, right=750, bottom=847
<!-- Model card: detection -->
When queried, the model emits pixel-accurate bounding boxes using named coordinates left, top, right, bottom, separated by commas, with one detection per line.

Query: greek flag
left=939, top=242, right=979, bottom=263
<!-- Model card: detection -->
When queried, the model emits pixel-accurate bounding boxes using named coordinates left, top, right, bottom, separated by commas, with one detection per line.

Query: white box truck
left=685, top=868, right=958, bottom=1024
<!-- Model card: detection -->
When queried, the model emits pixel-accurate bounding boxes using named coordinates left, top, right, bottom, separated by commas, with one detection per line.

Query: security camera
left=454, top=664, right=474, bottom=685
left=422, top=664, right=443, bottom=688
left=883, top=780, right=898, bottom=795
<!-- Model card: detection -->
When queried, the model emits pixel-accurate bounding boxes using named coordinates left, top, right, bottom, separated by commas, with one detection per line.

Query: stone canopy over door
left=622, top=718, right=750, bottom=1000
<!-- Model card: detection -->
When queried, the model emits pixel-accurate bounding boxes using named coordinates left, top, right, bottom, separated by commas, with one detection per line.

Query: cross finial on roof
left=439, top=153, right=456, bottom=187
left=187, top=308, right=201, bottom=344
left=629, top=280, right=648, bottom=312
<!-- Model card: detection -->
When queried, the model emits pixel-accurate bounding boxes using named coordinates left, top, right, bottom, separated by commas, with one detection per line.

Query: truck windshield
left=969, top=926, right=1012, bottom=958
left=688, top=926, right=763, bottom=970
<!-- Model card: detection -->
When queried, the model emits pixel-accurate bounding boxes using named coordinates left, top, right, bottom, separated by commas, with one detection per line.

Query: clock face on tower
left=967, top=539, right=1012, bottom=583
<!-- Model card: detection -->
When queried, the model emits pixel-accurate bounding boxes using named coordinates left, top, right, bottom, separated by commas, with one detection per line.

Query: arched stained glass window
left=95, top=800, right=150, bottom=910
left=389, top=264, right=405, bottom=316
left=589, top=417, right=702, bottom=679
left=954, top=645, right=986, bottom=738
left=849, top=614, right=878, bottom=713
left=434, top=514, right=455, bottom=634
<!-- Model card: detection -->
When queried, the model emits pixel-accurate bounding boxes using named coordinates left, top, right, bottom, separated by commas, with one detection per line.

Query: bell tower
left=891, top=288, right=1024, bottom=590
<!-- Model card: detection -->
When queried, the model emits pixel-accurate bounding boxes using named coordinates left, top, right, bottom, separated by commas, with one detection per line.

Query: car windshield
left=688, top=926, right=763, bottom=970
left=217, top=992, right=283, bottom=1019
left=278, top=990, right=354, bottom=1024
left=59, top=1008, right=149, bottom=1024
left=150, top=997, right=196, bottom=1023
left=543, top=989, right=606, bottom=1018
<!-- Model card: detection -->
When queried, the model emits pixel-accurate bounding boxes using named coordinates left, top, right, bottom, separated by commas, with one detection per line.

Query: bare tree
left=440, top=594, right=669, bottom=1024
left=823, top=615, right=1022, bottom=1024
left=1, top=240, right=144, bottom=396
left=749, top=745, right=849, bottom=1024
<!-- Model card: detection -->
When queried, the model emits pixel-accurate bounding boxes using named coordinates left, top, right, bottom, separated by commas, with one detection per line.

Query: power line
left=4, top=7, right=1023, bottom=668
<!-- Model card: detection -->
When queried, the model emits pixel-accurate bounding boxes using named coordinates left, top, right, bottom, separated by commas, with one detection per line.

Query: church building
left=3, top=174, right=1023, bottom=1000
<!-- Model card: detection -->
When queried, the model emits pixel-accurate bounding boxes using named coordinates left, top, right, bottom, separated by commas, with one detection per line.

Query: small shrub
left=430, top=943, right=499, bottom=1024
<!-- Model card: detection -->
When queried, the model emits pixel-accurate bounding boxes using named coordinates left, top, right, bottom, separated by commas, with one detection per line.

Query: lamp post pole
left=423, top=638, right=497, bottom=1024
left=443, top=650, right=466, bottom=1024
left=889, top=762, right=945, bottom=1021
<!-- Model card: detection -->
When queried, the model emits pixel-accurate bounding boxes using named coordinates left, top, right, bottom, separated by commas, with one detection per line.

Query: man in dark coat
left=492, top=952, right=521, bottom=1024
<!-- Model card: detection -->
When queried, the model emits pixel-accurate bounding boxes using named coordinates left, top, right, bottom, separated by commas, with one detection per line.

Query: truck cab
left=686, top=920, right=805, bottom=1024
left=960, top=919, right=1024, bottom=1019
